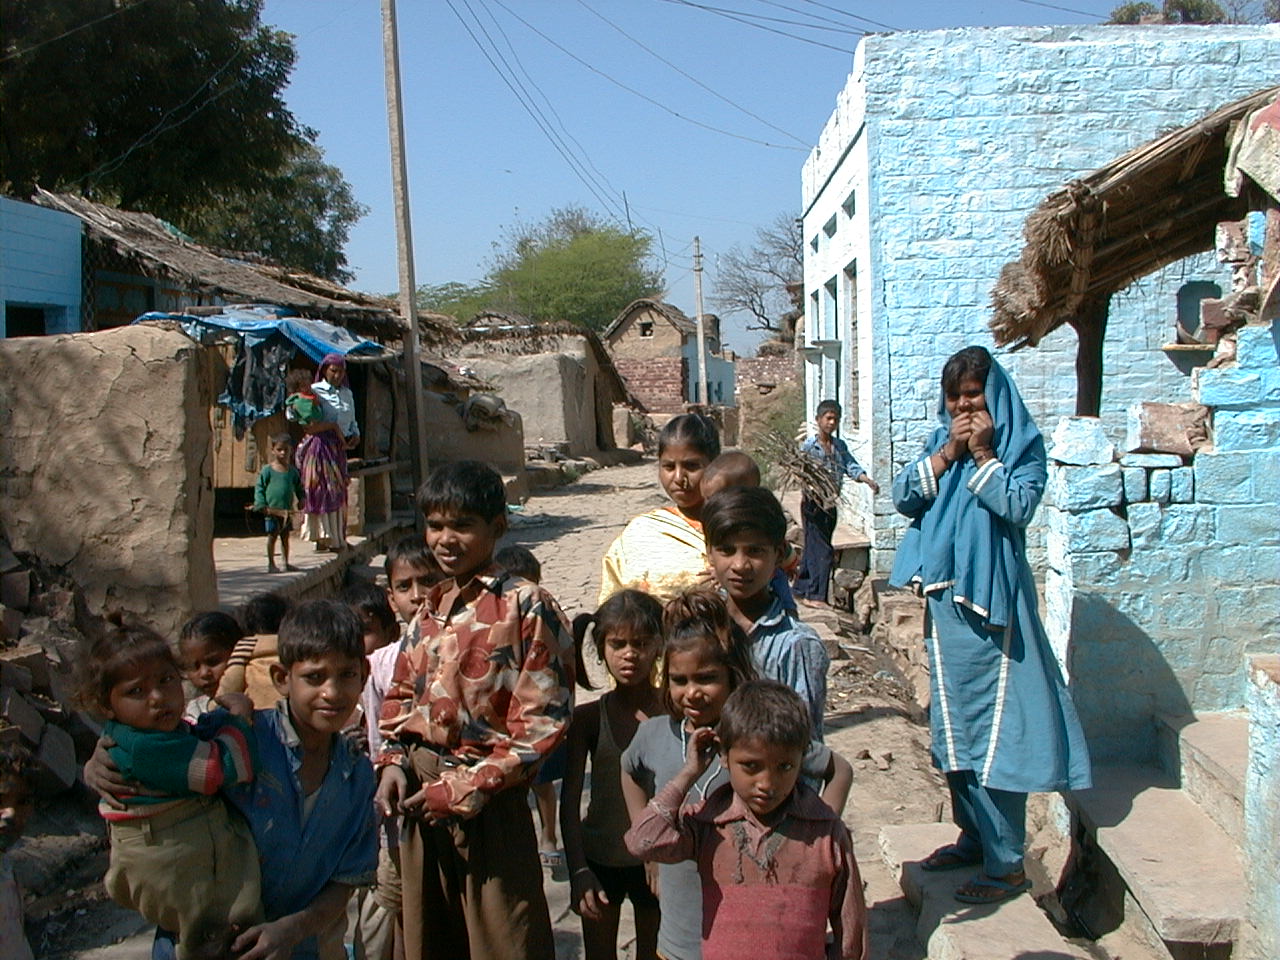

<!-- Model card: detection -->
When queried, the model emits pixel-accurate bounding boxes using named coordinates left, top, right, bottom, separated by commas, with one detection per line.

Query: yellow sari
left=599, top=506, right=706, bottom=604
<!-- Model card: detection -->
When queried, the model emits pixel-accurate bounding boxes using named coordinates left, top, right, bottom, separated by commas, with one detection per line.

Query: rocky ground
left=16, top=459, right=945, bottom=959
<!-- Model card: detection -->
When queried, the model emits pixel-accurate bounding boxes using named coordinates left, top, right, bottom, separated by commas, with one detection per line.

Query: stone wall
left=1246, top=656, right=1280, bottom=960
left=615, top=356, right=687, bottom=413
left=1042, top=323, right=1280, bottom=764
left=0, top=326, right=216, bottom=637
left=607, top=303, right=686, bottom=361
left=735, top=354, right=798, bottom=397
left=800, top=24, right=1280, bottom=572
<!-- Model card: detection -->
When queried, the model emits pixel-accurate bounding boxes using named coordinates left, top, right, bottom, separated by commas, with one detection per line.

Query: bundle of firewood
left=755, top=429, right=838, bottom=509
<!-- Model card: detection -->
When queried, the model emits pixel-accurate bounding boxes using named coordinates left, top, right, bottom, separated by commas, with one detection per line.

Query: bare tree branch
left=712, top=213, right=803, bottom=342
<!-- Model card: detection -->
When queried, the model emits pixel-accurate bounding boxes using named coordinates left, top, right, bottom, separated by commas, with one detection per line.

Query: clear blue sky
left=262, top=0, right=1117, bottom=352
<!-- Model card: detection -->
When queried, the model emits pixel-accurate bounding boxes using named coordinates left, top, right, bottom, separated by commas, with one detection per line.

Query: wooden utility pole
left=381, top=0, right=429, bottom=507
left=693, top=236, right=709, bottom=407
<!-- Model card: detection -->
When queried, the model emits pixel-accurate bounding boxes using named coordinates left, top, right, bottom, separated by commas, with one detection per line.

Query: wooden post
left=1070, top=295, right=1111, bottom=417
left=381, top=0, right=429, bottom=513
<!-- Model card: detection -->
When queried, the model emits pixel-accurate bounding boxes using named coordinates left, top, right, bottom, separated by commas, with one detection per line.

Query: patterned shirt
left=626, top=780, right=866, bottom=960
left=378, top=566, right=575, bottom=820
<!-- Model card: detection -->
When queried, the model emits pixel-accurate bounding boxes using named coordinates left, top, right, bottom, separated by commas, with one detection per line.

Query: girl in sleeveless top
left=561, top=591, right=665, bottom=960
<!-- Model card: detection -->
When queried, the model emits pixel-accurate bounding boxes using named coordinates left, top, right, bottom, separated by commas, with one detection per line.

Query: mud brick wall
left=800, top=24, right=1280, bottom=573
left=1041, top=323, right=1280, bottom=764
left=0, top=325, right=216, bottom=637
left=735, top=354, right=797, bottom=396
left=616, top=356, right=687, bottom=413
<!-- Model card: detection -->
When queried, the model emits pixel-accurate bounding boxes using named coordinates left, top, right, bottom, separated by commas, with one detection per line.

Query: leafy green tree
left=180, top=144, right=366, bottom=283
left=1108, top=1, right=1160, bottom=21
left=415, top=281, right=499, bottom=324
left=1163, top=0, right=1227, bottom=21
left=1, top=0, right=308, bottom=223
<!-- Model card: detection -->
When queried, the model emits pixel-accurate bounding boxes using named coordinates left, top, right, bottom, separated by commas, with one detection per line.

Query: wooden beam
left=1069, top=296, right=1111, bottom=417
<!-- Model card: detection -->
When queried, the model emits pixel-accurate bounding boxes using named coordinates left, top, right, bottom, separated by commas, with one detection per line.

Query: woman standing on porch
left=296, top=353, right=360, bottom=551
left=889, top=345, right=1091, bottom=906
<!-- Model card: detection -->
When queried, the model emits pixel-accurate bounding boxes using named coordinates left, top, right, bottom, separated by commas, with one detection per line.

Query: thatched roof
left=990, top=86, right=1279, bottom=349
left=31, top=189, right=457, bottom=348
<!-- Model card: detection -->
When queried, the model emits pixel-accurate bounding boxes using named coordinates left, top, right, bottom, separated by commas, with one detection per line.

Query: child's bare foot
left=267, top=561, right=280, bottom=573
left=285, top=563, right=300, bottom=572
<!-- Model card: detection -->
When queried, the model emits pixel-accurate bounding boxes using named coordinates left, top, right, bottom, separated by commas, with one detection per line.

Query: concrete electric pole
left=693, top=236, right=709, bottom=407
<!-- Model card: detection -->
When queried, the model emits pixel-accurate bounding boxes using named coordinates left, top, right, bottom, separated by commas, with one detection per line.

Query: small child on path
left=703, top=486, right=830, bottom=738
left=561, top=590, right=665, bottom=960
left=81, top=614, right=262, bottom=958
left=255, top=433, right=305, bottom=573
left=700, top=451, right=800, bottom=614
left=795, top=400, right=878, bottom=608
left=600, top=414, right=721, bottom=603
left=178, top=611, right=244, bottom=722
left=1, top=743, right=36, bottom=960
left=621, top=592, right=851, bottom=960
left=496, top=543, right=567, bottom=878
left=218, top=592, right=291, bottom=710
left=375, top=460, right=575, bottom=960
left=626, top=680, right=868, bottom=960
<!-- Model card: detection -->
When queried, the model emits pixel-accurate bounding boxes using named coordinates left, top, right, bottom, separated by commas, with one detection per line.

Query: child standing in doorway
left=255, top=433, right=305, bottom=573
left=561, top=590, right=665, bottom=960
left=626, top=680, right=867, bottom=960
left=795, top=400, right=878, bottom=608
left=599, top=414, right=721, bottom=603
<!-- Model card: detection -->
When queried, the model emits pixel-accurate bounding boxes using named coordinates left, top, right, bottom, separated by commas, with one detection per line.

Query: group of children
left=10, top=409, right=874, bottom=960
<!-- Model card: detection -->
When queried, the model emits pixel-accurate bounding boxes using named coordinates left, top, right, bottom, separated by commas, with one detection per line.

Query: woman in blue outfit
left=889, top=346, right=1091, bottom=905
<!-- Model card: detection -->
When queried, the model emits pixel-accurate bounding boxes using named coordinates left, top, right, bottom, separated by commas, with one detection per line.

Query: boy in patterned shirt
left=375, top=460, right=575, bottom=960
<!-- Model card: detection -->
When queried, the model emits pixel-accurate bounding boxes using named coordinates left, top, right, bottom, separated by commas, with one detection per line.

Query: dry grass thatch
left=990, top=85, right=1279, bottom=350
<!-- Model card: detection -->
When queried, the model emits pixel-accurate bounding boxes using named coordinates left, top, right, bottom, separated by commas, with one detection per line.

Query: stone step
left=879, top=822, right=1093, bottom=960
left=1070, top=765, right=1246, bottom=957
left=1156, top=711, right=1246, bottom=846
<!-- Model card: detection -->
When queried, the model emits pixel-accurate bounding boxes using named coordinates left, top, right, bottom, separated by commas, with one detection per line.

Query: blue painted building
left=800, top=23, right=1280, bottom=573
left=0, top=196, right=83, bottom=337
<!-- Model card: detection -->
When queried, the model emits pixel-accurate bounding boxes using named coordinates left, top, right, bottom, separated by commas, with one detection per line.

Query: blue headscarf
left=888, top=356, right=1045, bottom=630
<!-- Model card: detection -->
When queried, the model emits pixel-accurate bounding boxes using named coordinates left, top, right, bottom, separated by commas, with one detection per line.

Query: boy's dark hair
left=341, top=580, right=396, bottom=632
left=572, top=589, right=663, bottom=691
left=277, top=599, right=365, bottom=669
left=383, top=535, right=441, bottom=582
left=659, top=590, right=756, bottom=716
left=494, top=544, right=541, bottom=584
left=717, top=679, right=810, bottom=754
left=178, top=611, right=243, bottom=654
left=416, top=460, right=506, bottom=522
left=941, top=346, right=993, bottom=395
left=815, top=399, right=841, bottom=419
left=240, top=592, right=291, bottom=635
left=657, top=413, right=721, bottom=461
left=702, top=487, right=787, bottom=551
left=78, top=611, right=179, bottom=715
left=286, top=368, right=313, bottom=393
left=701, top=451, right=760, bottom=491
left=0, top=742, right=34, bottom=790
left=270, top=432, right=292, bottom=447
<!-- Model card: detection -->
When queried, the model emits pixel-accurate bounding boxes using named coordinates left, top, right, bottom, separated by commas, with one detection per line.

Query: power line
left=0, top=0, right=162, bottom=64
left=733, top=0, right=873, bottom=34
left=1013, top=0, right=1108, bottom=17
left=490, top=0, right=807, bottom=150
left=657, top=0, right=857, bottom=53
left=791, top=0, right=898, bottom=31
left=572, top=0, right=808, bottom=147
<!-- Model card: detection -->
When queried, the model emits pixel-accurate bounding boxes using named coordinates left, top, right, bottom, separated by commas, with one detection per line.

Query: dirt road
left=32, top=460, right=942, bottom=959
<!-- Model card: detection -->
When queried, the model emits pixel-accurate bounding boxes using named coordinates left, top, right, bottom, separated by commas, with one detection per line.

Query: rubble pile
left=0, top=539, right=101, bottom=795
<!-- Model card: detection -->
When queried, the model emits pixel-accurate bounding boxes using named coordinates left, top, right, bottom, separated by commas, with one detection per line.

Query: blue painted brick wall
left=802, top=24, right=1280, bottom=573
left=0, top=196, right=82, bottom=335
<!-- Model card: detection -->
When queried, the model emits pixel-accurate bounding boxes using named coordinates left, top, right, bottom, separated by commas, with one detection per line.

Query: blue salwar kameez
left=889, top=359, right=1090, bottom=877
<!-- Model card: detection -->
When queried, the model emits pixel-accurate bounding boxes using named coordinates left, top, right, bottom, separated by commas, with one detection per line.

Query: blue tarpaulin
left=136, top=305, right=387, bottom=436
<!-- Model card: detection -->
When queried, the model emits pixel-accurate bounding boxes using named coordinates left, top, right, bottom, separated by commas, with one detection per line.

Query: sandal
left=954, top=872, right=1031, bottom=905
left=920, top=843, right=982, bottom=872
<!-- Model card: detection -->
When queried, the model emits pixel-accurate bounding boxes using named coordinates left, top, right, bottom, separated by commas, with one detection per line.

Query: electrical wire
left=657, top=0, right=859, bottom=52
left=490, top=0, right=808, bottom=150
left=1013, top=0, right=1108, bottom=17
left=0, top=0, right=161, bottom=64
left=571, top=0, right=808, bottom=146
left=791, top=0, right=898, bottom=31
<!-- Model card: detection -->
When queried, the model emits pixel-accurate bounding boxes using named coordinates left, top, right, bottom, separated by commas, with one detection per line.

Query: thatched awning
left=990, top=85, right=1279, bottom=350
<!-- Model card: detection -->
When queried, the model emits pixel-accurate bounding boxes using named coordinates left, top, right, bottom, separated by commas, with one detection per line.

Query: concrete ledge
left=1157, top=711, right=1246, bottom=846
left=1070, top=766, right=1245, bottom=948
left=879, top=822, right=1090, bottom=960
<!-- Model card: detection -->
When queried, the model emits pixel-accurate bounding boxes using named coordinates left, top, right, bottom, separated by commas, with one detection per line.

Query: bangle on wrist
left=938, top=449, right=952, bottom=466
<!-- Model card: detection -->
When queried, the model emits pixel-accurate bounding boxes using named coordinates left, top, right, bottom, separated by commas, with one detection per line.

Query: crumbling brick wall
left=616, top=356, right=687, bottom=413
left=0, top=325, right=216, bottom=637
left=736, top=354, right=798, bottom=396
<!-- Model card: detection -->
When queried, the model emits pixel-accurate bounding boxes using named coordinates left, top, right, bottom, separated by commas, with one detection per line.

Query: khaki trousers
left=399, top=747, right=553, bottom=960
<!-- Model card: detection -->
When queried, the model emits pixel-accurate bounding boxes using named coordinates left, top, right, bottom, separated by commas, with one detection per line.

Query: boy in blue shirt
left=703, top=485, right=830, bottom=739
left=795, top=399, right=878, bottom=607
left=88, top=599, right=377, bottom=960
